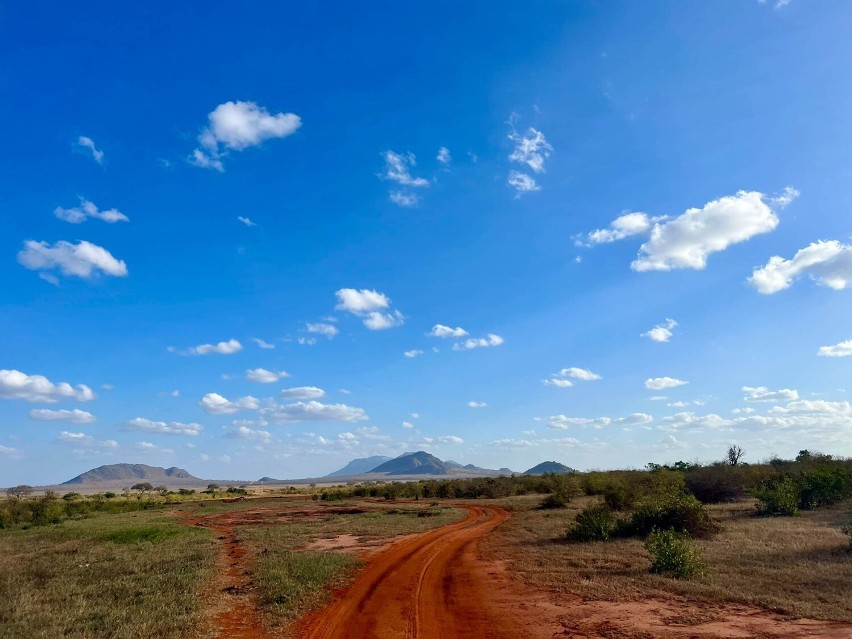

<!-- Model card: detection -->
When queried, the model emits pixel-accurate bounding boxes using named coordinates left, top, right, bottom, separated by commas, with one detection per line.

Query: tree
left=727, top=445, right=744, bottom=466
left=207, top=483, right=220, bottom=492
left=131, top=482, right=154, bottom=493
left=5, top=485, right=32, bottom=499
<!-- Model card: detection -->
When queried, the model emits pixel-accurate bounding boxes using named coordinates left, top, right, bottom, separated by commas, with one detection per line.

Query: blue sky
left=2, top=1, right=852, bottom=485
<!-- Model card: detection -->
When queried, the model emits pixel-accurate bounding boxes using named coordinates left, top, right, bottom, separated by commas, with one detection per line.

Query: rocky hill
left=63, top=464, right=197, bottom=485
left=368, top=451, right=451, bottom=475
left=523, top=461, right=575, bottom=475
left=325, top=455, right=393, bottom=477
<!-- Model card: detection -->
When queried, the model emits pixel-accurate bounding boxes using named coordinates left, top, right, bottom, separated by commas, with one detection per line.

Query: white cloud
left=306, top=322, right=339, bottom=338
left=124, top=417, right=203, bottom=436
left=429, top=324, right=469, bottom=338
left=642, top=318, right=678, bottom=343
left=180, top=339, right=243, bottom=356
left=389, top=191, right=420, bottom=207
left=363, top=310, right=405, bottom=330
left=199, top=392, right=260, bottom=414
left=545, top=413, right=652, bottom=430
left=0, top=445, right=22, bottom=460
left=335, top=288, right=390, bottom=313
left=543, top=378, right=573, bottom=388
left=246, top=368, right=289, bottom=383
left=580, top=212, right=667, bottom=246
left=76, top=136, right=104, bottom=164
left=190, top=101, right=301, bottom=171
left=631, top=190, right=789, bottom=271
left=468, top=401, right=488, bottom=408
left=742, top=386, right=800, bottom=402
left=0, top=369, right=95, bottom=403
left=280, top=386, right=325, bottom=399
left=401, top=421, right=414, bottom=429
left=507, top=170, right=539, bottom=194
left=252, top=337, right=275, bottom=350
left=18, top=240, right=128, bottom=280
left=436, top=147, right=451, bottom=164
left=380, top=151, right=429, bottom=187
left=645, top=377, right=689, bottom=390
left=758, top=0, right=792, bottom=10
left=438, top=435, right=464, bottom=444
left=260, top=400, right=368, bottom=424
left=452, top=334, right=504, bottom=351
left=508, top=127, right=552, bottom=174
left=662, top=412, right=730, bottom=430
left=818, top=339, right=852, bottom=358
left=55, top=199, right=128, bottom=224
left=298, top=337, right=317, bottom=346
left=237, top=216, right=256, bottom=227
left=404, top=349, right=424, bottom=358
left=544, top=367, right=601, bottom=387
left=29, top=408, right=95, bottom=423
left=748, top=240, right=852, bottom=294
left=226, top=425, right=272, bottom=442
left=57, top=431, right=118, bottom=450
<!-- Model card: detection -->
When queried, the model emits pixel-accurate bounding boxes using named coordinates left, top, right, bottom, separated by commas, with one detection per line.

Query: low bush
left=645, top=528, right=705, bottom=579
left=541, top=477, right=579, bottom=509
left=684, top=465, right=746, bottom=503
left=603, top=484, right=635, bottom=510
left=623, top=493, right=718, bottom=538
left=568, top=504, right=615, bottom=541
left=754, top=477, right=801, bottom=516
left=797, top=467, right=852, bottom=510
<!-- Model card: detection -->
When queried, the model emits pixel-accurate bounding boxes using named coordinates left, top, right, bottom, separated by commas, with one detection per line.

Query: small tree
left=726, top=445, right=744, bottom=466
left=5, top=485, right=33, bottom=499
left=207, top=483, right=220, bottom=492
left=131, top=482, right=154, bottom=493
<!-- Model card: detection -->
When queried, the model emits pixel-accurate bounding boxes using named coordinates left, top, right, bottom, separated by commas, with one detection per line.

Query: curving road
left=296, top=504, right=527, bottom=639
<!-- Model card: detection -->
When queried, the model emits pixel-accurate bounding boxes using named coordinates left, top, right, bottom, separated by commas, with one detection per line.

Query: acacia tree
left=727, top=445, right=744, bottom=466
left=5, top=485, right=32, bottom=499
left=131, top=482, right=154, bottom=493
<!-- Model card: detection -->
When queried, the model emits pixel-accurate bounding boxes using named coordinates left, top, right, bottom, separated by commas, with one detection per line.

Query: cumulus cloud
left=190, top=101, right=301, bottom=171
left=225, top=425, right=272, bottom=442
left=335, top=288, right=404, bottom=330
left=58, top=431, right=119, bottom=450
left=306, top=322, right=339, bottom=338
left=468, top=401, right=488, bottom=408
left=579, top=212, right=666, bottom=246
left=404, top=349, right=424, bottom=358
left=252, top=337, right=275, bottom=350
left=55, top=199, right=128, bottom=224
left=452, top=334, right=504, bottom=351
left=380, top=150, right=429, bottom=187
left=0, top=369, right=95, bottom=403
left=199, top=393, right=260, bottom=414
left=507, top=170, right=539, bottom=194
left=645, top=377, right=689, bottom=390
left=401, top=421, right=414, bottom=429
left=124, top=417, right=203, bottom=436
left=260, top=400, right=368, bottom=424
left=544, top=367, right=601, bottom=387
left=76, top=136, right=104, bottom=164
left=29, top=408, right=95, bottom=423
left=642, top=318, right=678, bottom=343
left=246, top=368, right=289, bottom=383
left=818, top=339, right=852, bottom=358
left=429, top=324, right=469, bottom=338
left=742, top=386, right=800, bottom=402
left=237, top=216, right=256, bottom=227
left=179, top=339, right=243, bottom=356
left=748, top=240, right=852, bottom=294
left=280, top=386, right=325, bottom=399
left=436, top=147, right=451, bottom=164
left=18, top=240, right=128, bottom=280
left=438, top=435, right=464, bottom=444
left=631, top=190, right=791, bottom=271
left=545, top=413, right=652, bottom=430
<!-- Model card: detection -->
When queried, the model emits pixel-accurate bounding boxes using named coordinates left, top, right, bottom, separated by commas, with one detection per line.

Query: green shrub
left=684, top=465, right=746, bottom=503
left=754, top=477, right=801, bottom=516
left=568, top=504, right=615, bottom=541
left=541, top=477, right=578, bottom=509
left=624, top=493, right=717, bottom=538
left=603, top=484, right=635, bottom=510
left=645, top=528, right=705, bottom=579
left=797, top=468, right=852, bottom=510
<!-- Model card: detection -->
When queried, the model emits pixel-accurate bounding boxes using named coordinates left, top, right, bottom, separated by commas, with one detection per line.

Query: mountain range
left=63, top=464, right=198, bottom=485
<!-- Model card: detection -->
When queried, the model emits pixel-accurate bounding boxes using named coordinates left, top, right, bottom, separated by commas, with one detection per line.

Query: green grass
left=0, top=510, right=215, bottom=639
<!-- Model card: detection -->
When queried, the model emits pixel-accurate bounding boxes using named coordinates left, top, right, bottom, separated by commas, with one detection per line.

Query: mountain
left=63, top=464, right=197, bottom=485
left=523, top=461, right=576, bottom=475
left=368, top=451, right=451, bottom=475
left=325, top=456, right=394, bottom=477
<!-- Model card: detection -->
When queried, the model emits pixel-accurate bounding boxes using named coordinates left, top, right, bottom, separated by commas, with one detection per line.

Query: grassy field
left=0, top=509, right=215, bottom=639
left=486, top=494, right=852, bottom=621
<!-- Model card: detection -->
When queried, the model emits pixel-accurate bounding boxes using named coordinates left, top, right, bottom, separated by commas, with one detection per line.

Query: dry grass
left=0, top=509, right=215, bottom=639
left=485, top=494, right=852, bottom=621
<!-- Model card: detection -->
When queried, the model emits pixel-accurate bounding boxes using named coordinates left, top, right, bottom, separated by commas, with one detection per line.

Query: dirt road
left=296, top=504, right=531, bottom=639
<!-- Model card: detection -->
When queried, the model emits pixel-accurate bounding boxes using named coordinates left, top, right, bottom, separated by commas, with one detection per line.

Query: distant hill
left=369, top=451, right=451, bottom=475
left=326, top=455, right=394, bottom=477
left=523, top=461, right=575, bottom=475
left=63, top=464, right=197, bottom=485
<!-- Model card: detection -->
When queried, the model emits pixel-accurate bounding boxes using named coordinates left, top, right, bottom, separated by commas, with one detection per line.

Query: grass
left=486, top=494, right=852, bottom=621
left=0, top=510, right=215, bottom=639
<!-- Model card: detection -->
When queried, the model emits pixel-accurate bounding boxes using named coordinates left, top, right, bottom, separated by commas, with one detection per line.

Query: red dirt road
left=296, top=504, right=531, bottom=639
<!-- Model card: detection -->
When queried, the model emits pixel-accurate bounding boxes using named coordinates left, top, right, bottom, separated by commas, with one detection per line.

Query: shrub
left=568, top=504, right=615, bottom=541
left=645, top=528, right=705, bottom=579
left=624, top=493, right=718, bottom=538
left=685, top=465, right=746, bottom=503
left=754, top=477, right=800, bottom=516
left=103, top=491, right=117, bottom=499
left=603, top=484, right=634, bottom=510
left=541, top=477, right=578, bottom=509
left=797, top=468, right=852, bottom=510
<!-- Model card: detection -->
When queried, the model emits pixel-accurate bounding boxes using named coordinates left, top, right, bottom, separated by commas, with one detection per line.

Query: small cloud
left=401, top=421, right=414, bottom=429
left=742, top=386, right=799, bottom=402
left=645, top=377, right=689, bottom=390
left=436, top=146, right=451, bottom=164
left=468, top=401, right=488, bottom=408
left=280, top=386, right=325, bottom=399
left=642, top=318, right=678, bottom=343
left=252, top=337, right=275, bottom=350
left=544, top=367, right=601, bottom=387
left=199, top=393, right=260, bottom=414
left=237, top=216, right=257, bottom=227
left=380, top=151, right=429, bottom=187
left=246, top=368, right=289, bottom=383
left=76, top=136, right=104, bottom=164
left=818, top=339, right=852, bottom=358
left=18, top=240, right=128, bottom=280
left=452, top=334, right=504, bottom=351
left=124, top=417, right=203, bottom=436
left=306, top=322, right=339, bottom=338
left=404, top=349, right=424, bottom=358
left=507, top=170, right=539, bottom=194
left=29, top=408, right=95, bottom=424
left=429, top=324, right=468, bottom=338
left=389, top=191, right=420, bottom=207
left=176, top=339, right=243, bottom=356
left=438, top=435, right=464, bottom=444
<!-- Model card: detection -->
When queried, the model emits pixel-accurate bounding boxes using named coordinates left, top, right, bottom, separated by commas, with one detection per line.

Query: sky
left=2, top=1, right=852, bottom=486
